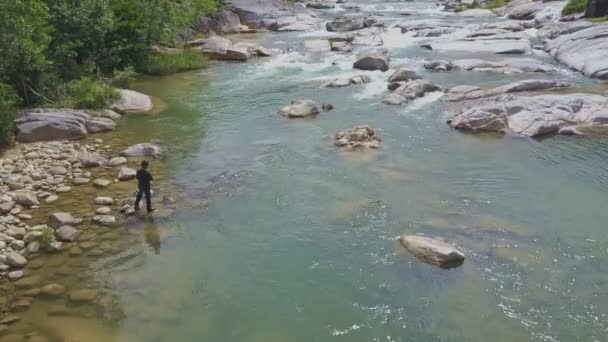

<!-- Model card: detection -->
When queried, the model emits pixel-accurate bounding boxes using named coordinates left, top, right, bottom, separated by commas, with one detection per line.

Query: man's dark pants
left=135, top=188, right=152, bottom=212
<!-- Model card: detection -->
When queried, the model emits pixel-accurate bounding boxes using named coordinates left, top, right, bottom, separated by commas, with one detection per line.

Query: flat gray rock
left=399, top=235, right=464, bottom=268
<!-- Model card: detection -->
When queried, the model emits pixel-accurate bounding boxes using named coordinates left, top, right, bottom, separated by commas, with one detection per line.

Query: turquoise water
left=27, top=1, right=608, bottom=341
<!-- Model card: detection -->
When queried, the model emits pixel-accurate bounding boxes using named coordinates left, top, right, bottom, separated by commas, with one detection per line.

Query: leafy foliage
left=562, top=0, right=588, bottom=14
left=53, top=78, right=120, bottom=109
left=0, top=83, right=20, bottom=145
left=39, top=226, right=56, bottom=250
left=143, top=49, right=208, bottom=75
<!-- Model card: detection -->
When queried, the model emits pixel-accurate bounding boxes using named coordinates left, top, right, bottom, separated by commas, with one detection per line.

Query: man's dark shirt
left=136, top=168, right=153, bottom=190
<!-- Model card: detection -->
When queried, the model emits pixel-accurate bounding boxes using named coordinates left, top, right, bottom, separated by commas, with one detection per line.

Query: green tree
left=0, top=0, right=51, bottom=104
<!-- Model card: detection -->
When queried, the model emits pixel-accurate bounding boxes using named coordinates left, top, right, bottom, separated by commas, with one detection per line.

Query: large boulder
left=452, top=58, right=554, bottom=73
left=444, top=79, right=570, bottom=102
left=447, top=93, right=608, bottom=137
left=353, top=48, right=389, bottom=72
left=192, top=36, right=252, bottom=61
left=423, top=37, right=531, bottom=55
left=504, top=0, right=544, bottom=20
left=14, top=110, right=89, bottom=142
left=110, top=89, right=153, bottom=114
left=543, top=23, right=608, bottom=80
left=278, top=99, right=320, bottom=118
left=399, top=235, right=465, bottom=268
left=120, top=143, right=162, bottom=157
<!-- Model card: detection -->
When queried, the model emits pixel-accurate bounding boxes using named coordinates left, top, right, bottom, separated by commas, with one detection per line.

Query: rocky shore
left=1, top=0, right=608, bottom=338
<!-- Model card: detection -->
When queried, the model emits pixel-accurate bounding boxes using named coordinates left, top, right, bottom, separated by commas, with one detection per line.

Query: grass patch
left=143, top=49, right=208, bottom=76
left=562, top=0, right=587, bottom=15
left=455, top=0, right=509, bottom=12
left=52, top=78, right=120, bottom=110
left=590, top=16, right=608, bottom=22
left=0, top=83, right=19, bottom=146
left=39, top=226, right=56, bottom=250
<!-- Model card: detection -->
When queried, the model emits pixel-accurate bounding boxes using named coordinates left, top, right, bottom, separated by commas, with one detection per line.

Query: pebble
left=55, top=186, right=71, bottom=193
left=93, top=179, right=112, bottom=188
left=5, top=252, right=28, bottom=268
left=45, top=195, right=59, bottom=204
left=8, top=270, right=24, bottom=280
left=96, top=206, right=112, bottom=215
left=94, top=197, right=114, bottom=205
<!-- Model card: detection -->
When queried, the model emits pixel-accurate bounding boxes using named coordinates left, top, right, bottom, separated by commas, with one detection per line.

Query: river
left=8, top=0, right=608, bottom=341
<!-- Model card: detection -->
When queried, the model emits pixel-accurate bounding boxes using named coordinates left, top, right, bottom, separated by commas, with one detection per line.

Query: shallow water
left=5, top=1, right=608, bottom=341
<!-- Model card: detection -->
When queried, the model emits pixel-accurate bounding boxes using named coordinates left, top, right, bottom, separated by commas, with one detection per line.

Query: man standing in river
left=135, top=160, right=155, bottom=213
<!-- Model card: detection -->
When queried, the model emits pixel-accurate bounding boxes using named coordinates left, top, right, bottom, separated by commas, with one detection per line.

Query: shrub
left=563, top=0, right=588, bottom=15
left=53, top=77, right=120, bottom=109
left=142, top=49, right=208, bottom=76
left=39, top=226, right=56, bottom=250
left=110, top=66, right=138, bottom=88
left=484, top=0, right=509, bottom=10
left=0, top=83, right=20, bottom=146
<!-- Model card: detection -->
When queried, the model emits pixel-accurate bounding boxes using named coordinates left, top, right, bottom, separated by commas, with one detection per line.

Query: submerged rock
left=278, top=99, right=320, bottom=118
left=399, top=235, right=464, bottom=268
left=383, top=79, right=442, bottom=105
left=41, top=283, right=66, bottom=297
left=322, top=75, right=371, bottom=88
left=92, top=215, right=117, bottom=227
left=424, top=60, right=453, bottom=71
left=48, top=212, right=82, bottom=229
left=120, top=143, right=162, bottom=158
left=56, top=225, right=79, bottom=242
left=353, top=48, right=389, bottom=72
left=334, top=126, right=382, bottom=149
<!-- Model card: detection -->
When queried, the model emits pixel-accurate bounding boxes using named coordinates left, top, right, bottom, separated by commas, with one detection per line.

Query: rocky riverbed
left=1, top=0, right=608, bottom=340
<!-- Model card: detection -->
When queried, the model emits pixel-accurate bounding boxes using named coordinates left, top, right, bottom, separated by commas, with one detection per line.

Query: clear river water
left=10, top=1, right=608, bottom=341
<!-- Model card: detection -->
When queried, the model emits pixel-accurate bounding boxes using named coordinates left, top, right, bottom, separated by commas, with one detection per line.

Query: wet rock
left=353, top=48, right=389, bottom=72
left=11, top=298, right=32, bottom=312
left=93, top=179, right=112, bottom=188
left=448, top=85, right=482, bottom=95
left=8, top=270, right=24, bottom=280
left=48, top=241, right=63, bottom=252
left=13, top=190, right=39, bottom=207
left=399, top=235, right=464, bottom=268
left=55, top=186, right=71, bottom=193
left=110, top=89, right=153, bottom=114
left=85, top=117, right=116, bottom=133
left=424, top=60, right=453, bottom=71
left=542, top=23, right=608, bottom=80
left=445, top=79, right=570, bottom=102
left=27, top=241, right=40, bottom=254
left=0, top=200, right=16, bottom=215
left=48, top=212, right=82, bottom=229
left=383, top=79, right=442, bottom=105
left=321, top=75, right=371, bottom=88
left=326, top=16, right=376, bottom=32
left=190, top=36, right=252, bottom=61
left=41, top=283, right=66, bottom=297
left=92, top=215, right=116, bottom=227
left=322, top=103, right=334, bottom=111
left=334, top=126, right=382, bottom=149
left=306, top=2, right=335, bottom=9
left=72, top=177, right=90, bottom=185
left=45, top=195, right=59, bottom=204
left=47, top=304, right=70, bottom=316
left=14, top=110, right=89, bottom=143
left=69, top=289, right=98, bottom=303
left=118, top=167, right=136, bottom=181
left=55, top=225, right=78, bottom=242
left=504, top=0, right=544, bottom=20
left=120, top=143, right=162, bottom=158
left=330, top=40, right=353, bottom=52
left=558, top=126, right=583, bottom=135
left=75, top=147, right=107, bottom=167
left=94, top=197, right=114, bottom=205
left=423, top=35, right=531, bottom=55
left=452, top=58, right=554, bottom=73
left=108, top=156, right=127, bottom=167
left=96, top=206, right=112, bottom=215
left=448, top=93, right=608, bottom=137
left=278, top=99, right=320, bottom=118
left=6, top=252, right=27, bottom=268
left=388, top=67, right=419, bottom=82
left=48, top=166, right=67, bottom=175
left=68, top=245, right=83, bottom=256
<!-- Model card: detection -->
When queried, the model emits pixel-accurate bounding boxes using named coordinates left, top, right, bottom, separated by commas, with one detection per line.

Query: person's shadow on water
left=141, top=216, right=162, bottom=255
